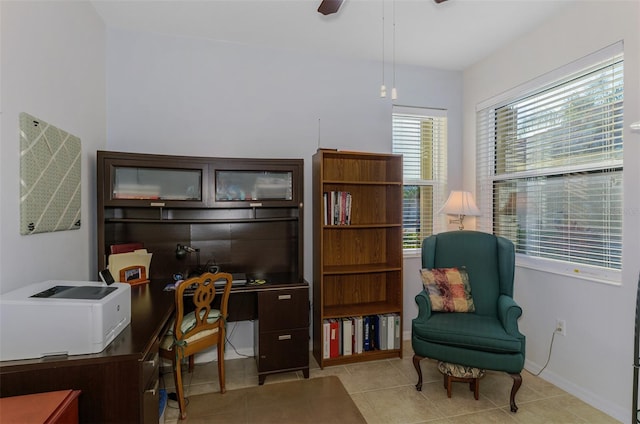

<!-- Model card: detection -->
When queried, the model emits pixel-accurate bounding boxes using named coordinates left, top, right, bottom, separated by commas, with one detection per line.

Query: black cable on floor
left=533, top=330, right=557, bottom=376
left=225, top=320, right=253, bottom=358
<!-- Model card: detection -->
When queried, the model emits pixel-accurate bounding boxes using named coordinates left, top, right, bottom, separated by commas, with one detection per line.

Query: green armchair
left=411, top=230, right=525, bottom=412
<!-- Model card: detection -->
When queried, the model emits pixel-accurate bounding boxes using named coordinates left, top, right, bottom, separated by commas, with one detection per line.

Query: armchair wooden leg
left=509, top=373, right=522, bottom=413
left=413, top=355, right=424, bottom=391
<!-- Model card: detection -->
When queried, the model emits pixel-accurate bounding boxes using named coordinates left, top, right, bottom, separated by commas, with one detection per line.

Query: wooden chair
left=159, top=272, right=233, bottom=420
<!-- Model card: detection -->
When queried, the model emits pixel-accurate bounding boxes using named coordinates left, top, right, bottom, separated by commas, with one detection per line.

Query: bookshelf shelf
left=313, top=149, right=403, bottom=367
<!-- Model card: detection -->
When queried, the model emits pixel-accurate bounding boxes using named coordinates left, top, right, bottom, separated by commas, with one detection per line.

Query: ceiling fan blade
left=318, top=0, right=344, bottom=15
left=434, top=0, right=448, bottom=3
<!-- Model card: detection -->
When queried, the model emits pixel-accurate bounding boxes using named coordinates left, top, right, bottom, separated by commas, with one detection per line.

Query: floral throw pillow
left=419, top=267, right=475, bottom=313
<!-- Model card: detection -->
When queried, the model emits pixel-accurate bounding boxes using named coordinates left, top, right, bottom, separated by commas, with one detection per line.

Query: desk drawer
left=258, top=288, right=309, bottom=331
left=257, top=328, right=309, bottom=372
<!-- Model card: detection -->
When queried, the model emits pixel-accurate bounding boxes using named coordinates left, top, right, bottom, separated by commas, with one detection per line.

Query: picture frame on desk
left=119, top=265, right=149, bottom=285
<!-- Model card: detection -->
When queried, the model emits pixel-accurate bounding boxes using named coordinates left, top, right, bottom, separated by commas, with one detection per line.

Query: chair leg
left=509, top=373, right=522, bottom=413
left=412, top=355, right=424, bottom=391
left=173, top=358, right=187, bottom=420
left=188, top=355, right=195, bottom=373
left=218, top=338, right=226, bottom=394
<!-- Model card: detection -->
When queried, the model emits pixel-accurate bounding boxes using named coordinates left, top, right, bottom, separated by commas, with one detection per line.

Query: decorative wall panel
left=19, top=112, right=81, bottom=235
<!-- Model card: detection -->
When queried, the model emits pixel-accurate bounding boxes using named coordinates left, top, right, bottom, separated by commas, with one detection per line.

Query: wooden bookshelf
left=312, top=149, right=403, bottom=367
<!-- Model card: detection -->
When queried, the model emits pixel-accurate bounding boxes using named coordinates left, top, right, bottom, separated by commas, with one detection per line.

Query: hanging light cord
left=392, top=0, right=397, bottom=99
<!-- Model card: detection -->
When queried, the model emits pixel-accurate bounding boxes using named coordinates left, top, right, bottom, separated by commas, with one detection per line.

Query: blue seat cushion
left=412, top=312, right=523, bottom=354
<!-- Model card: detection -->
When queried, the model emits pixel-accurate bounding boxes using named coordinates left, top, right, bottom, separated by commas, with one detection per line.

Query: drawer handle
left=146, top=379, right=159, bottom=396
left=278, top=334, right=292, bottom=341
left=278, top=294, right=292, bottom=300
left=144, top=353, right=158, bottom=368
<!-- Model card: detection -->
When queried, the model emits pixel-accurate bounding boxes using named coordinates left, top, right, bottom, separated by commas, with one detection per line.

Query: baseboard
left=403, top=329, right=411, bottom=342
left=524, top=359, right=625, bottom=423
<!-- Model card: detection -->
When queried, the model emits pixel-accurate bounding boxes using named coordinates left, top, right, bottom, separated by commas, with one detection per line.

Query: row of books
left=322, top=314, right=401, bottom=359
left=323, top=191, right=352, bottom=225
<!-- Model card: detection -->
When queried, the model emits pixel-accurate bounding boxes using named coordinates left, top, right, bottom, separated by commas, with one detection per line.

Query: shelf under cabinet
left=104, top=216, right=299, bottom=224
left=322, top=180, right=402, bottom=186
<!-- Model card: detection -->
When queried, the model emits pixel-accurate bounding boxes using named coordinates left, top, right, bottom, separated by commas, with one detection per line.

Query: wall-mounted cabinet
left=97, top=151, right=304, bottom=282
left=312, top=149, right=403, bottom=368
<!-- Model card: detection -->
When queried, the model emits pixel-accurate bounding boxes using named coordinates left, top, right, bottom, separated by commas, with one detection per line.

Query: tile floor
left=161, top=341, right=620, bottom=423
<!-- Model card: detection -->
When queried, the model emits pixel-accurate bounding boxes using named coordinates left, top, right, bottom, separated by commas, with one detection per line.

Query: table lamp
left=439, top=191, right=481, bottom=230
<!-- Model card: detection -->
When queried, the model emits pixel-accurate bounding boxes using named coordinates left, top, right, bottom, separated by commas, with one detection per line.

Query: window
left=392, top=106, right=448, bottom=251
left=476, top=43, right=623, bottom=280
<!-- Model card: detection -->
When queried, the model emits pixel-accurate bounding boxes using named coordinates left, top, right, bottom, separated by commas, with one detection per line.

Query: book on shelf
left=323, top=191, right=352, bottom=225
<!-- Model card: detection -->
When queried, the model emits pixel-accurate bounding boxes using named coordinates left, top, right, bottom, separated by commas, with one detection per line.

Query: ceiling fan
left=318, top=0, right=447, bottom=16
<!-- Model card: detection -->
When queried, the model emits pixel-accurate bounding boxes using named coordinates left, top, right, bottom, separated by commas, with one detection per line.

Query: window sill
left=403, top=249, right=421, bottom=259
left=515, top=254, right=621, bottom=286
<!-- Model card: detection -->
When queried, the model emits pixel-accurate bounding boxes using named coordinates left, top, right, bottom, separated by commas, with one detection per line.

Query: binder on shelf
left=354, top=316, right=364, bottom=354
left=379, top=315, right=388, bottom=350
left=342, top=318, right=353, bottom=356
left=386, top=314, right=395, bottom=350
left=329, top=319, right=340, bottom=358
left=371, top=315, right=380, bottom=350
left=394, top=314, right=401, bottom=350
left=323, top=320, right=331, bottom=359
left=363, top=316, right=371, bottom=351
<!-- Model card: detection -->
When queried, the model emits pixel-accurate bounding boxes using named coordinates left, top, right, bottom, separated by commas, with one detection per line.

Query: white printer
left=0, top=280, right=131, bottom=361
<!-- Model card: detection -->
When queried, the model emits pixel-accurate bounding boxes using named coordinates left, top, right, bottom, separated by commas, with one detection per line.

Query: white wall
left=463, top=2, right=640, bottom=421
left=0, top=1, right=106, bottom=293
left=105, top=28, right=463, bottom=356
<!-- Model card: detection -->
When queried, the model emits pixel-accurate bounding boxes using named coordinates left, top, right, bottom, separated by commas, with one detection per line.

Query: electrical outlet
left=555, top=319, right=566, bottom=336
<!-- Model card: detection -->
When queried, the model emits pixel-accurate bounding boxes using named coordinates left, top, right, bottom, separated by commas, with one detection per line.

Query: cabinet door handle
left=278, top=334, right=292, bottom=341
left=146, top=379, right=159, bottom=396
left=278, top=294, right=292, bottom=300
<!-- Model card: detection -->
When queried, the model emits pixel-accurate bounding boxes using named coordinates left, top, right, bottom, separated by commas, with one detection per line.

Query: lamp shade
left=439, top=191, right=481, bottom=217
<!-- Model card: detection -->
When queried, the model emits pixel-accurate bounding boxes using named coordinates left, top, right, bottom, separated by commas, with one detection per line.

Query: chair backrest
left=422, top=231, right=515, bottom=317
left=173, top=272, right=233, bottom=345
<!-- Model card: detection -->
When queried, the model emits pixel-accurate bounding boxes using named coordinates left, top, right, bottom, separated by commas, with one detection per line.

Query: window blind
left=392, top=106, right=448, bottom=250
left=476, top=46, right=623, bottom=275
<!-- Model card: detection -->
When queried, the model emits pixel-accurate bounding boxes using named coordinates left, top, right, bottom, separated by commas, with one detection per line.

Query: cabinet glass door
left=113, top=167, right=202, bottom=201
left=215, top=170, right=292, bottom=202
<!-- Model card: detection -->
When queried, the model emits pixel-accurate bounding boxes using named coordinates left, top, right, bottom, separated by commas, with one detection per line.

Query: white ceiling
left=91, top=0, right=575, bottom=70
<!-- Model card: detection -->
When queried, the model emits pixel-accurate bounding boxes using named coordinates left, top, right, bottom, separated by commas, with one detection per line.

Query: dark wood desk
left=202, top=273, right=310, bottom=385
left=0, top=277, right=309, bottom=423
left=0, top=283, right=174, bottom=424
